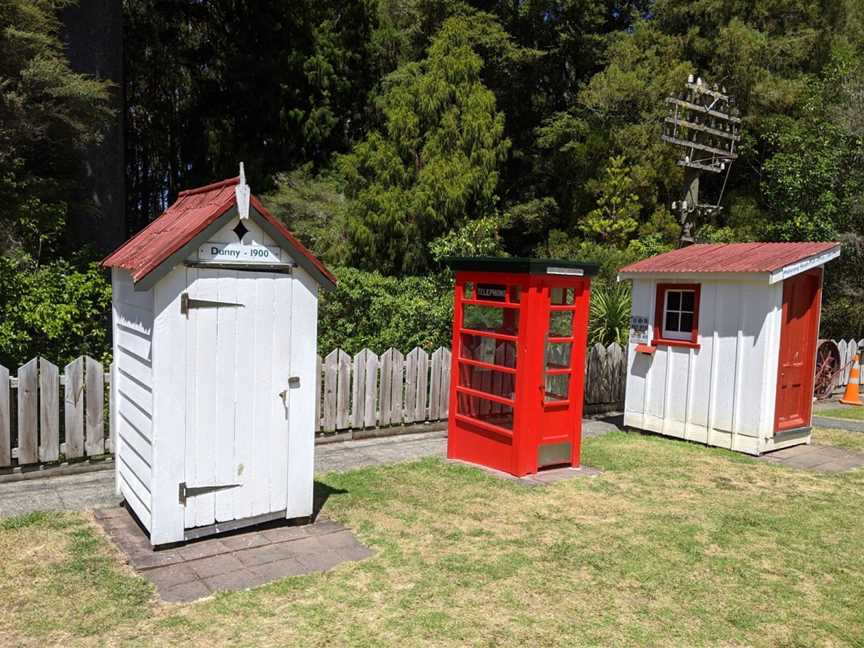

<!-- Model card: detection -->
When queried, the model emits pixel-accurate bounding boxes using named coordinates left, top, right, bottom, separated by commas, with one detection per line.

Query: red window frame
left=653, top=283, right=701, bottom=348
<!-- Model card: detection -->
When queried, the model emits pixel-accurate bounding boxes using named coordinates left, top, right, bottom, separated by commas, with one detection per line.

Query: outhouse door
left=775, top=269, right=821, bottom=433
left=181, top=267, right=294, bottom=531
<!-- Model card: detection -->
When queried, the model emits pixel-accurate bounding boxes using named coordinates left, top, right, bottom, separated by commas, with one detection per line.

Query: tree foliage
left=6, top=0, right=864, bottom=364
left=0, top=0, right=112, bottom=261
left=339, top=15, right=511, bottom=274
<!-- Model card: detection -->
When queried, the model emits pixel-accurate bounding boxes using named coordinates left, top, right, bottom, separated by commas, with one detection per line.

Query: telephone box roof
left=102, top=176, right=336, bottom=289
left=445, top=256, right=599, bottom=276
left=618, top=242, right=840, bottom=277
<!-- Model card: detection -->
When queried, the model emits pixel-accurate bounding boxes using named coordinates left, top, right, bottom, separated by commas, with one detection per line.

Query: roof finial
left=236, top=161, right=251, bottom=220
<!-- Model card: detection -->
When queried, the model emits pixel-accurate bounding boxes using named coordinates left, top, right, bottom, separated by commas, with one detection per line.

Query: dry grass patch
left=813, top=426, right=864, bottom=453
left=1, top=430, right=863, bottom=647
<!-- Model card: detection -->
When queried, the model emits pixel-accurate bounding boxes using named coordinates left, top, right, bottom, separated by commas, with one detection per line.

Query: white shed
left=103, top=168, right=336, bottom=545
left=618, top=242, right=840, bottom=455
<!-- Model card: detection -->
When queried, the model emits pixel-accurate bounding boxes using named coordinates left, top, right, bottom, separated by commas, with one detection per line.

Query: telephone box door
left=536, top=281, right=590, bottom=468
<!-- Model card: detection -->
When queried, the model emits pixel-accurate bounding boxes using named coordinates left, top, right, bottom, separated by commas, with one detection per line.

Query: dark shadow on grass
left=313, top=480, right=348, bottom=520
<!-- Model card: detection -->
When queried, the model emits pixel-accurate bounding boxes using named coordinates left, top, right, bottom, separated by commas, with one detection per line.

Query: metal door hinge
left=179, top=481, right=241, bottom=504
left=180, top=292, right=244, bottom=316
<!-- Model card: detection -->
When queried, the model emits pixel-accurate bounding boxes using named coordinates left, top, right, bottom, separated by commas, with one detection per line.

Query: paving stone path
left=95, top=507, right=374, bottom=602
left=757, top=443, right=864, bottom=472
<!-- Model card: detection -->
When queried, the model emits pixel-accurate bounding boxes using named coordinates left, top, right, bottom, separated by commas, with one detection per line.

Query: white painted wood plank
left=379, top=349, right=393, bottom=426
left=149, top=265, right=188, bottom=544
left=838, top=339, right=849, bottom=386
left=336, top=349, right=351, bottom=430
left=429, top=348, right=443, bottom=421
left=115, top=366, right=153, bottom=414
left=17, top=358, right=38, bottom=465
left=232, top=271, right=258, bottom=521
left=440, top=348, right=451, bottom=418
left=415, top=348, right=429, bottom=422
left=284, top=267, right=317, bottom=519
left=215, top=269, right=240, bottom=522
left=315, top=354, right=323, bottom=431
left=390, top=349, right=404, bottom=426
left=364, top=350, right=378, bottom=428
left=116, top=325, right=152, bottom=360
left=351, top=351, right=365, bottom=429
left=0, top=365, right=9, bottom=467
left=195, top=270, right=221, bottom=526
left=63, top=357, right=85, bottom=459
left=250, top=274, right=276, bottom=517
left=268, top=272, right=292, bottom=515
left=404, top=349, right=417, bottom=424
left=322, top=349, right=338, bottom=433
left=84, top=357, right=105, bottom=456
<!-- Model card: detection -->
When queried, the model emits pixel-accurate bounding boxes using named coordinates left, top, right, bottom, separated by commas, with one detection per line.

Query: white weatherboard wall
left=623, top=277, right=786, bottom=455
left=111, top=269, right=155, bottom=530
left=114, top=214, right=320, bottom=545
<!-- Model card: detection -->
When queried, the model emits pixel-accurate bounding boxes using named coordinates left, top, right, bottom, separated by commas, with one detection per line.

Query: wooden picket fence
left=0, top=343, right=628, bottom=470
left=833, top=339, right=864, bottom=388
left=0, top=356, right=109, bottom=471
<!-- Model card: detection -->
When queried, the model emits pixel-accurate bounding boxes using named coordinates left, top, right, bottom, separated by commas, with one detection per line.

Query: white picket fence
left=833, top=339, right=864, bottom=387
left=0, top=356, right=109, bottom=470
left=0, top=343, right=628, bottom=470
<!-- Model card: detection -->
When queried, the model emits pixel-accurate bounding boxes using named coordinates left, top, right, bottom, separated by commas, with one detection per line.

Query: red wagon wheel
left=814, top=339, right=841, bottom=400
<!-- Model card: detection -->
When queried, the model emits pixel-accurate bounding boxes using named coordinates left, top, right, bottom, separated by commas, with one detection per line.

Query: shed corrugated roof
left=618, top=242, right=840, bottom=274
left=102, top=176, right=336, bottom=287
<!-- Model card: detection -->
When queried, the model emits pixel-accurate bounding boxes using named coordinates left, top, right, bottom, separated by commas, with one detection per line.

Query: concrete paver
left=757, top=444, right=864, bottom=472
left=95, top=506, right=375, bottom=602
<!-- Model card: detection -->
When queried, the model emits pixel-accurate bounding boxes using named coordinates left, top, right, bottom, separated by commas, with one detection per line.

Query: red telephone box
left=445, top=258, right=597, bottom=476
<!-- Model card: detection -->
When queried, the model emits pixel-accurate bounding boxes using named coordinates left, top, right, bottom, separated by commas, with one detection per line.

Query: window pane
left=458, top=365, right=516, bottom=400
left=680, top=290, right=694, bottom=312
left=666, top=290, right=681, bottom=310
left=460, top=334, right=517, bottom=368
left=679, top=312, right=693, bottom=332
left=551, top=287, right=575, bottom=305
left=545, top=342, right=572, bottom=370
left=464, top=282, right=474, bottom=299
left=457, top=393, right=513, bottom=431
left=545, top=373, right=570, bottom=401
left=549, top=310, right=573, bottom=337
left=462, top=305, right=519, bottom=334
left=665, top=310, right=679, bottom=332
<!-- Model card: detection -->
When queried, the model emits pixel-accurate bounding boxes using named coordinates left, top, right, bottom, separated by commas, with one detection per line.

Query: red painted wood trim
left=652, top=282, right=701, bottom=346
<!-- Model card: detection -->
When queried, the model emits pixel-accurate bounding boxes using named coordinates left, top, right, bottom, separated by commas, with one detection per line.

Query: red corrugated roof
left=102, top=176, right=336, bottom=287
left=619, top=242, right=840, bottom=274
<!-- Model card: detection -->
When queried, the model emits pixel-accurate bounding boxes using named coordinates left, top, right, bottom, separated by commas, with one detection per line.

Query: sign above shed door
left=198, top=241, right=284, bottom=264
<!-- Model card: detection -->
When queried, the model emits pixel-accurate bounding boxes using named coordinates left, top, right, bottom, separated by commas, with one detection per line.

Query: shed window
left=654, top=284, right=700, bottom=346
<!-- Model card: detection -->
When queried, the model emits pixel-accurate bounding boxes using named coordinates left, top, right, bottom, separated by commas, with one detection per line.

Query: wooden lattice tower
left=662, top=75, right=742, bottom=244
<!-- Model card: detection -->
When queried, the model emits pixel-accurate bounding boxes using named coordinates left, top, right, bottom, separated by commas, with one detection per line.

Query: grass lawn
left=2, top=429, right=863, bottom=647
left=817, top=406, right=864, bottom=421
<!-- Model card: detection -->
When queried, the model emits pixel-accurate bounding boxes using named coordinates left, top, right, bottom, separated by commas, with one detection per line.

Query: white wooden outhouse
left=618, top=242, right=839, bottom=455
left=103, top=168, right=336, bottom=545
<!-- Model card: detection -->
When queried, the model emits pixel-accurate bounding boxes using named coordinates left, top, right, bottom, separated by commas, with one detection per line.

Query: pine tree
left=339, top=15, right=511, bottom=275
left=0, top=0, right=112, bottom=260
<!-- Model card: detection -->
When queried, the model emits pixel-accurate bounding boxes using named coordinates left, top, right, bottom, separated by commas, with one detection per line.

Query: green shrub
left=589, top=282, right=632, bottom=347
left=0, top=258, right=112, bottom=368
left=318, top=267, right=453, bottom=355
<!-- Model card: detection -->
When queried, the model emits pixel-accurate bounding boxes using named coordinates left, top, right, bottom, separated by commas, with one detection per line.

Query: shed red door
left=775, top=270, right=822, bottom=433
